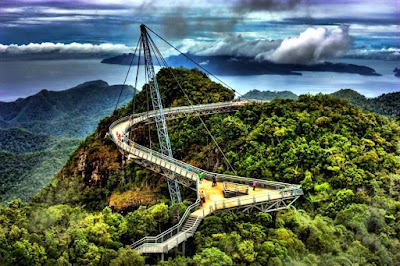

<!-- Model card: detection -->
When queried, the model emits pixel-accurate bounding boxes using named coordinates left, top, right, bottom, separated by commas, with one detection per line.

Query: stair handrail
left=131, top=197, right=201, bottom=249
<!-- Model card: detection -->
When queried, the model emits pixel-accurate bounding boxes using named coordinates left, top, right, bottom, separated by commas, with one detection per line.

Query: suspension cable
left=146, top=31, right=237, bottom=174
left=145, top=25, right=251, bottom=102
left=132, top=35, right=143, bottom=115
left=114, top=37, right=141, bottom=113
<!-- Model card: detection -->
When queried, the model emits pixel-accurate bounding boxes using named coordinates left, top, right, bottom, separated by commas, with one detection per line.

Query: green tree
left=11, top=239, right=47, bottom=266
left=109, top=248, right=144, bottom=266
left=192, top=247, right=233, bottom=266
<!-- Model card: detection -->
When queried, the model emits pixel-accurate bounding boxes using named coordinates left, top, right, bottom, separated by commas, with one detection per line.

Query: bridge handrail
left=110, top=112, right=300, bottom=190
left=110, top=100, right=257, bottom=132
left=110, top=135, right=300, bottom=191
left=110, top=101, right=237, bottom=132
left=119, top=136, right=298, bottom=190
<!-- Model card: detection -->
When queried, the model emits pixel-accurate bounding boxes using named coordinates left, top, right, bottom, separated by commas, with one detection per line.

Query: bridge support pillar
left=182, top=241, right=185, bottom=256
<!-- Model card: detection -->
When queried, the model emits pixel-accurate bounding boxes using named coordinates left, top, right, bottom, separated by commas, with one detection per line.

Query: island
left=102, top=53, right=382, bottom=76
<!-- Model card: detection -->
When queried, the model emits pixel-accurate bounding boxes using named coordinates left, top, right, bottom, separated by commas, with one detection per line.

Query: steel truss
left=241, top=195, right=300, bottom=213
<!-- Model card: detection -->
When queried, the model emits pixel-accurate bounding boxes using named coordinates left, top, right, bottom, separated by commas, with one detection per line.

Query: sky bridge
left=108, top=24, right=303, bottom=259
left=109, top=101, right=303, bottom=257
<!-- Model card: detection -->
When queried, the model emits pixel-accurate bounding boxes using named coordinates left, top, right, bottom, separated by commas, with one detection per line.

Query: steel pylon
left=140, top=24, right=182, bottom=203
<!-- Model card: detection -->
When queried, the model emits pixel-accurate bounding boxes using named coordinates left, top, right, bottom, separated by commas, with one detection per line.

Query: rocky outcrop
left=394, top=68, right=400, bottom=77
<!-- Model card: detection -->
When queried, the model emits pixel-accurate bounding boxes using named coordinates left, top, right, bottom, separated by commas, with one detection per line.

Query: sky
left=0, top=0, right=399, bottom=63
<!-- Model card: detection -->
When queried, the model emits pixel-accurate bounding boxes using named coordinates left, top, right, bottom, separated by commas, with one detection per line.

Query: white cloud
left=14, top=16, right=97, bottom=25
left=0, top=42, right=132, bottom=58
left=180, top=34, right=280, bottom=57
left=258, top=26, right=352, bottom=64
left=180, top=26, right=353, bottom=64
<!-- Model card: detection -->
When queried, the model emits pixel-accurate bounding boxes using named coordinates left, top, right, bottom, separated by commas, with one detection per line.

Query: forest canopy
left=1, top=68, right=399, bottom=265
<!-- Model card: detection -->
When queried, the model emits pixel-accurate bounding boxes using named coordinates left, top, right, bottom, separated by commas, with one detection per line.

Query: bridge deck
left=109, top=101, right=303, bottom=254
left=194, top=179, right=273, bottom=216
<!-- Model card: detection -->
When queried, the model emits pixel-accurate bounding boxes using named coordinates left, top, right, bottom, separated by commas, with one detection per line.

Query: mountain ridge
left=0, top=80, right=136, bottom=138
left=0, top=80, right=136, bottom=202
left=242, top=88, right=400, bottom=117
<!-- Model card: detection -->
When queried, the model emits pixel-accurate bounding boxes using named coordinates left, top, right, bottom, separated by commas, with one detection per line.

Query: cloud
left=160, top=11, right=189, bottom=39
left=180, top=26, right=353, bottom=64
left=180, top=34, right=280, bottom=57
left=155, top=0, right=305, bottom=39
left=346, top=47, right=400, bottom=61
left=234, top=0, right=304, bottom=13
left=258, top=25, right=353, bottom=64
left=0, top=42, right=132, bottom=59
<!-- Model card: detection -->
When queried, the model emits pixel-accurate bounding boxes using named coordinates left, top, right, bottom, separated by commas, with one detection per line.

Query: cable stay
left=115, top=24, right=254, bottom=201
left=143, top=25, right=238, bottom=174
left=145, top=25, right=251, bottom=102
left=113, top=36, right=142, bottom=113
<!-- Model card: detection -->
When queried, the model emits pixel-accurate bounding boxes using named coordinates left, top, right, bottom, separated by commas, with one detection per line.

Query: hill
left=0, top=128, right=80, bottom=202
left=35, top=67, right=235, bottom=209
left=242, top=89, right=298, bottom=100
left=0, top=81, right=136, bottom=202
left=331, top=89, right=400, bottom=117
left=242, top=88, right=400, bottom=118
left=0, top=80, right=136, bottom=138
left=1, top=68, right=399, bottom=265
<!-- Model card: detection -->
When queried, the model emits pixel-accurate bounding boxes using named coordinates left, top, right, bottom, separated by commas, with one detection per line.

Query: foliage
left=35, top=67, right=234, bottom=210
left=0, top=202, right=176, bottom=265
left=332, top=89, right=400, bottom=117
left=0, top=80, right=136, bottom=202
left=242, top=89, right=298, bottom=100
left=0, top=130, right=80, bottom=202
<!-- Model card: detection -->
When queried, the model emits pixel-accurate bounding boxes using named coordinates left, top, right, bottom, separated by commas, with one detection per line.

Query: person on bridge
left=212, top=176, right=217, bottom=187
left=201, top=191, right=206, bottom=203
left=252, top=180, right=257, bottom=191
left=198, top=173, right=204, bottom=183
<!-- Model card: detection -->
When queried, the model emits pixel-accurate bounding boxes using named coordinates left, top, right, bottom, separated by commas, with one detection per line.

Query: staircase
left=135, top=214, right=203, bottom=254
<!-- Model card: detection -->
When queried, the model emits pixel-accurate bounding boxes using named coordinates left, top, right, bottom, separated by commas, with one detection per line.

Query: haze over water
left=0, top=59, right=398, bottom=102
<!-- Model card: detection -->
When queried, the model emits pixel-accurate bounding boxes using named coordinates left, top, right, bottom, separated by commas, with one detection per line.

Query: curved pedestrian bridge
left=109, top=101, right=303, bottom=255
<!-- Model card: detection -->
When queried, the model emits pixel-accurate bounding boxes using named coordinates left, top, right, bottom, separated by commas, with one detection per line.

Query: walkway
left=109, top=101, right=303, bottom=255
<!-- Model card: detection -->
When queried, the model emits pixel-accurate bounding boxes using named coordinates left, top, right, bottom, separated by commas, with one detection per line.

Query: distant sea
left=0, top=58, right=398, bottom=102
